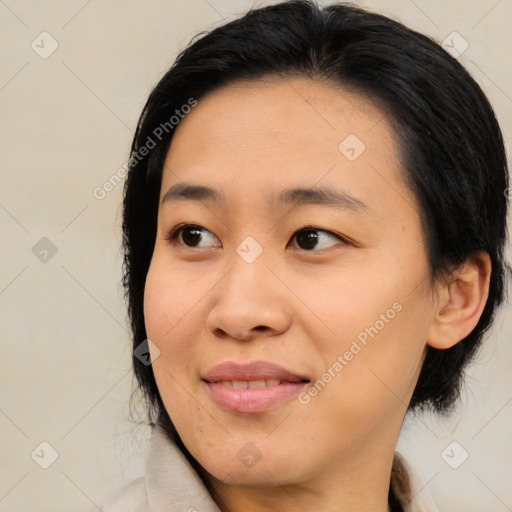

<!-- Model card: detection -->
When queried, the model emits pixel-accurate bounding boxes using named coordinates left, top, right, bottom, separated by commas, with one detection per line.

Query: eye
left=165, top=223, right=220, bottom=248
left=288, top=226, right=346, bottom=251
left=165, top=223, right=347, bottom=252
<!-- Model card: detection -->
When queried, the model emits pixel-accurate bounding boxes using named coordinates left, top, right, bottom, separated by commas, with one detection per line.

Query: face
left=143, top=77, right=438, bottom=488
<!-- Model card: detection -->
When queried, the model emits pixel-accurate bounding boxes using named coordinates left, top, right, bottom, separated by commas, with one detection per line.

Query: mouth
left=211, top=378, right=307, bottom=388
left=202, top=360, right=310, bottom=383
left=202, top=361, right=310, bottom=413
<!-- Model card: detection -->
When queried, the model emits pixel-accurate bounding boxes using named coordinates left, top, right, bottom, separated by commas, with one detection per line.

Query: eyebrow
left=161, top=182, right=373, bottom=215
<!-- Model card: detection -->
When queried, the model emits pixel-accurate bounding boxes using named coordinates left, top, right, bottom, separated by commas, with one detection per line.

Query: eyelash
left=164, top=223, right=349, bottom=252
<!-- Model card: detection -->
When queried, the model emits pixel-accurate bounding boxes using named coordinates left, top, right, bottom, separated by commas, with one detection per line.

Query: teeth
left=248, top=380, right=266, bottom=388
left=219, top=379, right=282, bottom=388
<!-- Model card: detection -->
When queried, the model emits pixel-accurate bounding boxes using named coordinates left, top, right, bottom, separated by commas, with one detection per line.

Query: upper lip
left=202, top=360, right=310, bottom=383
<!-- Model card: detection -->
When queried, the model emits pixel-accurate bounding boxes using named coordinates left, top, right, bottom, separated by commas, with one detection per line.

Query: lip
left=202, top=360, right=309, bottom=383
left=202, top=360, right=310, bottom=414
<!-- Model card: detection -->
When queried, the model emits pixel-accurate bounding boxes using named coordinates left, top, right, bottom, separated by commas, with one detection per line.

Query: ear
left=426, top=252, right=491, bottom=350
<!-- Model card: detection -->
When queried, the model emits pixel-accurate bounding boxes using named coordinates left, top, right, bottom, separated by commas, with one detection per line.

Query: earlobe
left=426, top=252, right=491, bottom=350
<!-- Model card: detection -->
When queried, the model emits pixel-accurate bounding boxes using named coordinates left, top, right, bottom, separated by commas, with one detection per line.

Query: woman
left=104, top=1, right=509, bottom=510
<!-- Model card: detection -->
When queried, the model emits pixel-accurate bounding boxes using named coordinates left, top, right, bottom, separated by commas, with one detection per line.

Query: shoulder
left=102, top=476, right=149, bottom=512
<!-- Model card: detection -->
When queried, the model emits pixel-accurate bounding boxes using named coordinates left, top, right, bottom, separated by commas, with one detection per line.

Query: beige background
left=1, top=0, right=511, bottom=510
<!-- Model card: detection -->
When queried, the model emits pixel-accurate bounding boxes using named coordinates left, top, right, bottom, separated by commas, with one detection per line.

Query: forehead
left=168, top=76, right=391, bottom=155
left=159, top=77, right=415, bottom=217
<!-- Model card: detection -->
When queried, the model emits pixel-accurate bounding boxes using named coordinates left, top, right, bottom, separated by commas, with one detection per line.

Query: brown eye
left=165, top=224, right=346, bottom=251
left=289, top=227, right=345, bottom=251
left=167, top=224, right=220, bottom=248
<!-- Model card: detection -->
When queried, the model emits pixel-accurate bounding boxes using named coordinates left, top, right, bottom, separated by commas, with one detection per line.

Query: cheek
left=144, top=259, right=201, bottom=342
left=306, top=256, right=415, bottom=342
left=143, top=261, right=168, bottom=336
left=143, top=262, right=198, bottom=379
left=306, top=255, right=432, bottom=413
left=143, top=266, right=199, bottom=425
left=294, top=312, right=427, bottom=456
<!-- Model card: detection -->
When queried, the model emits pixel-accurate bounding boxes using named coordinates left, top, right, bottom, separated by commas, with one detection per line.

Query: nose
left=204, top=249, right=293, bottom=342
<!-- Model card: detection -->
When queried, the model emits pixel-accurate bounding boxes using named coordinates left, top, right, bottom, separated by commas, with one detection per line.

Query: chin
left=193, top=447, right=303, bottom=488
left=205, top=463, right=298, bottom=488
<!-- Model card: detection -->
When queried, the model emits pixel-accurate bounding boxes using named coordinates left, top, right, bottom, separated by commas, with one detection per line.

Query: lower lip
left=204, top=380, right=307, bottom=413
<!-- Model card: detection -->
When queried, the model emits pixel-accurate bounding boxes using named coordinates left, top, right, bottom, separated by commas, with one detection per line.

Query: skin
left=143, top=77, right=491, bottom=512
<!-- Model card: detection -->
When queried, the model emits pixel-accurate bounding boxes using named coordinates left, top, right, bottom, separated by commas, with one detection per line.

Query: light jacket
left=102, top=425, right=440, bottom=512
